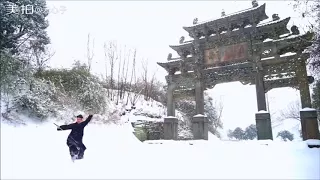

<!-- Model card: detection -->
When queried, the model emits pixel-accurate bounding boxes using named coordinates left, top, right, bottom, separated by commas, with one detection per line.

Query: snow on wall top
left=256, top=110, right=269, bottom=114
left=166, top=116, right=176, bottom=118
left=306, top=139, right=320, bottom=146
left=256, top=17, right=289, bottom=28
left=300, top=108, right=317, bottom=112
left=194, top=114, right=206, bottom=117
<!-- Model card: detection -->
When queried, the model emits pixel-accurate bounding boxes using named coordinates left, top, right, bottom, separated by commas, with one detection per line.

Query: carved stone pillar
left=164, top=116, right=178, bottom=140
left=300, top=109, right=320, bottom=141
left=164, top=83, right=178, bottom=140
left=192, top=115, right=208, bottom=140
left=253, top=55, right=273, bottom=140
left=296, top=59, right=312, bottom=108
left=255, top=66, right=267, bottom=111
left=191, top=34, right=208, bottom=140
left=255, top=111, right=273, bottom=140
left=192, top=80, right=208, bottom=140
left=296, top=59, right=320, bottom=140
left=195, top=81, right=205, bottom=114
left=166, top=83, right=176, bottom=116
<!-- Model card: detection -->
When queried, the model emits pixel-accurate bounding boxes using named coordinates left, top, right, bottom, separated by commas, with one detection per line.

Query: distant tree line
left=227, top=124, right=295, bottom=142
left=227, top=124, right=257, bottom=140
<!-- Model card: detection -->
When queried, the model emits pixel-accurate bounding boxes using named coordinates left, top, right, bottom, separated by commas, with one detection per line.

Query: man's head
left=76, top=115, right=84, bottom=123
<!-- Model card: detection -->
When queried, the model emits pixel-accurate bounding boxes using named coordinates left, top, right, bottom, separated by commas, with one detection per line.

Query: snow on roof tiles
left=184, top=3, right=265, bottom=28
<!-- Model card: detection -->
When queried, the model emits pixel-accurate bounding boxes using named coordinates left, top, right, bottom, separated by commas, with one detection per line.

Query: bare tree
left=123, top=48, right=131, bottom=101
left=141, top=59, right=149, bottom=100
left=269, top=100, right=301, bottom=129
left=214, top=97, right=224, bottom=123
left=120, top=46, right=128, bottom=100
left=130, top=84, right=143, bottom=108
left=116, top=46, right=122, bottom=105
left=105, top=41, right=117, bottom=101
left=126, top=49, right=137, bottom=105
left=103, top=42, right=109, bottom=98
left=279, top=101, right=301, bottom=121
left=87, top=33, right=95, bottom=72
left=32, top=46, right=55, bottom=74
left=148, top=67, right=158, bottom=101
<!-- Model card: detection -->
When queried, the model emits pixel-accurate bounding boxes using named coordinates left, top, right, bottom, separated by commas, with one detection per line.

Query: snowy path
left=1, top=122, right=319, bottom=179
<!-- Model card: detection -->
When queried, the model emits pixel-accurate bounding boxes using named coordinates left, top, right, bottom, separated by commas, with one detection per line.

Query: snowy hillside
left=0, top=90, right=184, bottom=125
left=110, top=90, right=185, bottom=123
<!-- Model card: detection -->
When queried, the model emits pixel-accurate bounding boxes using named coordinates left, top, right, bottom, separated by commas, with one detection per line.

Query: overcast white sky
left=45, top=0, right=312, bottom=138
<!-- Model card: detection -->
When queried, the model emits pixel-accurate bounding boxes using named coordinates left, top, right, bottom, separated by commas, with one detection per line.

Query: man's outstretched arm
left=57, top=123, right=75, bottom=131
left=81, top=115, right=93, bottom=127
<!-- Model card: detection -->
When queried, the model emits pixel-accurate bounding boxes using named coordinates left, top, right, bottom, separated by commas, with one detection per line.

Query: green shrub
left=35, top=62, right=107, bottom=114
left=12, top=79, right=59, bottom=119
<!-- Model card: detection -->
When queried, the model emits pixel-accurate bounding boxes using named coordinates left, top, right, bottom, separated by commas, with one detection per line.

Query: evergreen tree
left=244, top=124, right=257, bottom=140
left=0, top=0, right=50, bottom=54
left=277, top=130, right=294, bottom=141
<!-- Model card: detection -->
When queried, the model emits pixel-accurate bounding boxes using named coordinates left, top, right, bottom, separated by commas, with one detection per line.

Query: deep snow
left=1, top=121, right=319, bottom=179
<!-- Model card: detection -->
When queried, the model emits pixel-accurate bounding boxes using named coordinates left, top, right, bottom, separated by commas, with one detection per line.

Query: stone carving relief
left=262, top=49, right=272, bottom=56
left=167, top=53, right=172, bottom=60
left=193, top=18, right=198, bottom=25
left=272, top=14, right=280, bottom=21
left=252, top=0, right=258, bottom=7
left=221, top=9, right=226, bottom=17
left=179, top=36, right=185, bottom=44
left=291, top=25, right=300, bottom=35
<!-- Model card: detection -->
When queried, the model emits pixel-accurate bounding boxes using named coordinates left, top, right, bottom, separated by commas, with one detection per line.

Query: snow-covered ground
left=1, top=121, right=319, bottom=179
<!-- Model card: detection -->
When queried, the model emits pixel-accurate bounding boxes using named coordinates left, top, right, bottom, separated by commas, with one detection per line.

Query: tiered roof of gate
left=157, top=1, right=313, bottom=78
left=182, top=3, right=268, bottom=38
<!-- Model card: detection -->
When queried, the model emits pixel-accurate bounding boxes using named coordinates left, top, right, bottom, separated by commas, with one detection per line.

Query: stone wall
left=132, top=120, right=193, bottom=141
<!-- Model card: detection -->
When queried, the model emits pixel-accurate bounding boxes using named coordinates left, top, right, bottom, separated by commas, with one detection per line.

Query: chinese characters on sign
left=5, top=3, right=67, bottom=15
left=204, top=42, right=248, bottom=65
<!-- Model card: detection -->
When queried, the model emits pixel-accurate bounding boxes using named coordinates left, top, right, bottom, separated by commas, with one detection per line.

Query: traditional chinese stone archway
left=157, top=1, right=319, bottom=141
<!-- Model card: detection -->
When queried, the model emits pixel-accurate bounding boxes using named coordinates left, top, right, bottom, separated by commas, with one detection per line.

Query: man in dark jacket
left=57, top=114, right=93, bottom=160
